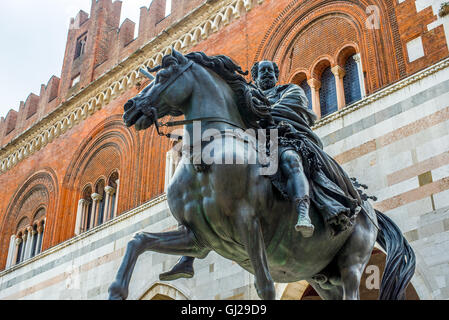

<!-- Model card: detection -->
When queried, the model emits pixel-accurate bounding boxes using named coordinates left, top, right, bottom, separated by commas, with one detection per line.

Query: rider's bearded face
left=257, top=61, right=277, bottom=91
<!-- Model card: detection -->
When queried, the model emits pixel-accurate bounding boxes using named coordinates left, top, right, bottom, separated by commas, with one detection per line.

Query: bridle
left=140, top=59, right=244, bottom=140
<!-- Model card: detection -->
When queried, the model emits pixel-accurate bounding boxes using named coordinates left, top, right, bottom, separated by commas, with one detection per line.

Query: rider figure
left=158, top=60, right=363, bottom=281
left=253, top=60, right=315, bottom=237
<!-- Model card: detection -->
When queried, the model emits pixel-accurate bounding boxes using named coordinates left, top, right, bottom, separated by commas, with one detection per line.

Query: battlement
left=0, top=0, right=204, bottom=148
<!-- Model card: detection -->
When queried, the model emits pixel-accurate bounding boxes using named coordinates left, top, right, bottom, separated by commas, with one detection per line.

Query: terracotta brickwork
left=395, top=0, right=449, bottom=75
left=0, top=0, right=448, bottom=271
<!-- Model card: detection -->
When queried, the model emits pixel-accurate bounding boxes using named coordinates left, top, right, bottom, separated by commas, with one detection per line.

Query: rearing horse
left=108, top=50, right=415, bottom=300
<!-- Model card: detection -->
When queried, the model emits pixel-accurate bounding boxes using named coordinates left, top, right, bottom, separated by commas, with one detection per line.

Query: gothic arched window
left=74, top=32, right=88, bottom=60
left=343, top=54, right=362, bottom=105
left=15, top=232, right=23, bottom=265
left=83, top=186, right=93, bottom=232
left=299, top=80, right=312, bottom=110
left=95, top=179, right=106, bottom=226
left=107, top=171, right=119, bottom=221
left=319, top=67, right=338, bottom=117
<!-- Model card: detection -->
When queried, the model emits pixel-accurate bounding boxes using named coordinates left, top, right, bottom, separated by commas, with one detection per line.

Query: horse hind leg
left=335, top=208, right=377, bottom=300
left=108, top=226, right=209, bottom=300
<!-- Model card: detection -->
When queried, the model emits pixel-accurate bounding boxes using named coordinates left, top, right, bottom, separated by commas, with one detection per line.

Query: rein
left=151, top=107, right=244, bottom=140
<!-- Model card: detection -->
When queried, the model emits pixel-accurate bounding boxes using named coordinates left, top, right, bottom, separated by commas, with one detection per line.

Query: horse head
left=123, top=49, right=194, bottom=131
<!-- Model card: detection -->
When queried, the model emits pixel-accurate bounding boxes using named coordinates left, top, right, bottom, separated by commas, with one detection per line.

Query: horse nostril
left=124, top=100, right=135, bottom=112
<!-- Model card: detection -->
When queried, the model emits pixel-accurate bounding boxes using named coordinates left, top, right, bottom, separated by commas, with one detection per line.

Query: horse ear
left=171, top=48, right=189, bottom=65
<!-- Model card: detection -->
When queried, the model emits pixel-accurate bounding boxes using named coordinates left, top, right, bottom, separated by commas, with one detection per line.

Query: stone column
left=90, top=193, right=103, bottom=228
left=353, top=53, right=366, bottom=98
left=33, top=228, right=40, bottom=257
left=29, top=229, right=37, bottom=258
left=113, top=179, right=120, bottom=218
left=75, top=199, right=87, bottom=235
left=82, top=200, right=90, bottom=232
left=331, top=65, right=346, bottom=110
left=6, top=235, right=16, bottom=268
left=20, top=232, right=28, bottom=263
left=13, top=237, right=22, bottom=265
left=104, top=186, right=116, bottom=222
left=36, top=224, right=44, bottom=255
left=307, top=78, right=321, bottom=119
left=24, top=226, right=34, bottom=259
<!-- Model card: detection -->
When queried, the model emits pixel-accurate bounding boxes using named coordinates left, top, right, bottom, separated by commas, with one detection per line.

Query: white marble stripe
left=323, top=90, right=449, bottom=158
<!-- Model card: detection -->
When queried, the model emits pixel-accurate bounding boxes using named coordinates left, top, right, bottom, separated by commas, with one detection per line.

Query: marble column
left=353, top=53, right=366, bottom=98
left=36, top=224, right=44, bottom=255
left=82, top=200, right=90, bottom=232
left=75, top=199, right=87, bottom=235
left=29, top=229, right=37, bottom=258
left=24, top=226, right=34, bottom=259
left=113, top=179, right=120, bottom=218
left=13, top=237, right=22, bottom=265
left=331, top=65, right=346, bottom=110
left=19, top=232, right=27, bottom=263
left=307, top=78, right=322, bottom=119
left=6, top=234, right=16, bottom=268
left=104, top=186, right=116, bottom=222
left=91, top=193, right=103, bottom=228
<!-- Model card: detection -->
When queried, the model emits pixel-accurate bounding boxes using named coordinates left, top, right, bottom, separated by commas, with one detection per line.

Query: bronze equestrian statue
left=108, top=50, right=415, bottom=300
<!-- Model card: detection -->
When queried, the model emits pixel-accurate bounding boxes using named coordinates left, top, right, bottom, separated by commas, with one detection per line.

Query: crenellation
left=46, top=76, right=61, bottom=104
left=115, top=19, right=137, bottom=63
left=70, top=10, right=90, bottom=30
left=90, top=1, right=124, bottom=80
left=148, top=0, right=168, bottom=28
left=137, top=6, right=151, bottom=45
left=24, top=94, right=40, bottom=121
left=0, top=110, right=18, bottom=143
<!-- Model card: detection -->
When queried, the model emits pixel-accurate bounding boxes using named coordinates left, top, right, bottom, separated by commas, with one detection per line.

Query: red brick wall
left=395, top=0, right=449, bottom=75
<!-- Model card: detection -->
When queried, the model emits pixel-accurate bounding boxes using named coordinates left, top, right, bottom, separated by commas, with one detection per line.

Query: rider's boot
left=159, top=256, right=195, bottom=281
left=294, top=195, right=314, bottom=238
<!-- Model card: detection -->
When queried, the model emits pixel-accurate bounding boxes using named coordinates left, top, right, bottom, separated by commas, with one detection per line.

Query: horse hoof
left=159, top=271, right=194, bottom=281
left=295, top=224, right=314, bottom=238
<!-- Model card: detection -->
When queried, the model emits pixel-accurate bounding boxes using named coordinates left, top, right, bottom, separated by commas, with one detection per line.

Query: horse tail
left=374, top=209, right=416, bottom=300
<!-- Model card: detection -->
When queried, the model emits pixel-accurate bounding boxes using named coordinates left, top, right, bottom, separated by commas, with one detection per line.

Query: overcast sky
left=0, top=0, right=153, bottom=119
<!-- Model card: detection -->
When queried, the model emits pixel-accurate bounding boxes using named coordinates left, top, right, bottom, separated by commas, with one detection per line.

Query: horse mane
left=184, top=52, right=272, bottom=129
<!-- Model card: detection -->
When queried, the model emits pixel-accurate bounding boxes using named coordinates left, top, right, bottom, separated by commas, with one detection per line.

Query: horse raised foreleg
left=235, top=202, right=275, bottom=300
left=108, top=226, right=208, bottom=300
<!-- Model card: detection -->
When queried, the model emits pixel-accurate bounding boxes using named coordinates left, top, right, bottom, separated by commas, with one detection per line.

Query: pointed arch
left=60, top=114, right=139, bottom=242
left=0, top=169, right=58, bottom=269
left=139, top=282, right=189, bottom=300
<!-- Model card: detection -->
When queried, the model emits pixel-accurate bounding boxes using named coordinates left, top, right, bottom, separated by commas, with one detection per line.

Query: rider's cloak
left=264, top=84, right=363, bottom=233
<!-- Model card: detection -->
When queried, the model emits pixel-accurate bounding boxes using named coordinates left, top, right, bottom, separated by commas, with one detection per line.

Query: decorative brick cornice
left=0, top=0, right=265, bottom=175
